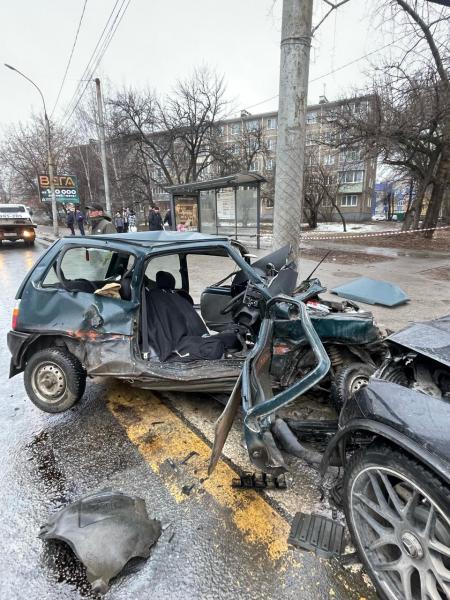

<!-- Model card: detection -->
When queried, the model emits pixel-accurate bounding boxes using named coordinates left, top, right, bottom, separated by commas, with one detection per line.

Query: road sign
left=38, top=174, right=80, bottom=204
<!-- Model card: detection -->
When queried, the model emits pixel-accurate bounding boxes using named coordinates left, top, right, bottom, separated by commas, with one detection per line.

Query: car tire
left=331, top=362, right=375, bottom=410
left=343, top=444, right=450, bottom=600
left=25, top=240, right=35, bottom=247
left=24, top=348, right=86, bottom=413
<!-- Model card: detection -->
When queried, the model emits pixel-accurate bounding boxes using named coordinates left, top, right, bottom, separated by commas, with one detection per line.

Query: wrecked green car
left=8, top=231, right=384, bottom=470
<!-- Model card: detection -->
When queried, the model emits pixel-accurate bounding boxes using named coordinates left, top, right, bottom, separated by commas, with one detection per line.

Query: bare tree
left=329, top=1, right=449, bottom=236
left=108, top=67, right=229, bottom=196
left=0, top=114, right=71, bottom=217
left=211, top=120, right=270, bottom=175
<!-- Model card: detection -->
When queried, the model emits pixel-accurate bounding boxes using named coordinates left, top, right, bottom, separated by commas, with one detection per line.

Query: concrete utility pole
left=273, top=0, right=314, bottom=259
left=95, top=78, right=112, bottom=215
left=4, top=63, right=59, bottom=236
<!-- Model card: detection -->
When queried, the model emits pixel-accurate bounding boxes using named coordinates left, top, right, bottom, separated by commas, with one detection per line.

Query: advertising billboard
left=38, top=174, right=80, bottom=204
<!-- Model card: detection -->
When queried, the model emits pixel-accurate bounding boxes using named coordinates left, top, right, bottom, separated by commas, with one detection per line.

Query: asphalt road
left=0, top=240, right=375, bottom=600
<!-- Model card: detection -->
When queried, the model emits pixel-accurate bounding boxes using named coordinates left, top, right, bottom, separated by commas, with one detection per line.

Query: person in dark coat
left=85, top=203, right=117, bottom=234
left=148, top=206, right=163, bottom=231
left=76, top=208, right=85, bottom=235
left=114, top=211, right=125, bottom=233
left=164, top=208, right=172, bottom=229
left=66, top=207, right=75, bottom=235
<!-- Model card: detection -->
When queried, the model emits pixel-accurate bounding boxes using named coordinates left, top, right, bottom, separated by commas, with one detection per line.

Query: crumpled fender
left=320, top=380, right=450, bottom=485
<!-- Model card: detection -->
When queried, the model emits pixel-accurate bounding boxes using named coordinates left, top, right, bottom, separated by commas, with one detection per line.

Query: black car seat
left=154, top=271, right=194, bottom=304
left=152, top=271, right=241, bottom=356
left=119, top=270, right=133, bottom=301
left=156, top=270, right=176, bottom=291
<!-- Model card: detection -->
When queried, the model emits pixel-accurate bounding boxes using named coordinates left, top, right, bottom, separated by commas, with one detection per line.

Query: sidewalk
left=36, top=224, right=74, bottom=245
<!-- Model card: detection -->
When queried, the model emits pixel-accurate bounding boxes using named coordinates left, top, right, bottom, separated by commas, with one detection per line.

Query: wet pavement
left=0, top=240, right=375, bottom=600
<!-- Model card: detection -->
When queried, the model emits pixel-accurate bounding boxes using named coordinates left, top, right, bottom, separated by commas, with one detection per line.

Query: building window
left=267, top=117, right=277, bottom=130
left=341, top=194, right=358, bottom=207
left=267, top=138, right=277, bottom=151
left=246, top=120, right=259, bottom=132
left=266, top=159, right=275, bottom=171
left=367, top=197, right=372, bottom=208
left=339, top=170, right=364, bottom=183
left=307, top=112, right=317, bottom=124
left=230, top=122, right=241, bottom=135
left=324, top=154, right=335, bottom=166
left=249, top=160, right=259, bottom=172
left=306, top=137, right=314, bottom=147
left=324, top=175, right=335, bottom=185
left=218, top=125, right=226, bottom=136
left=340, top=149, right=361, bottom=163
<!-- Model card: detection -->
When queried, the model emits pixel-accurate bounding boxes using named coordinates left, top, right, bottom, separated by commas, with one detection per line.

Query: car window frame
left=39, top=242, right=138, bottom=295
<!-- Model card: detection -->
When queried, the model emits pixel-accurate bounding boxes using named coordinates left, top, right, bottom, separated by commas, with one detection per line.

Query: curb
left=37, top=235, right=56, bottom=246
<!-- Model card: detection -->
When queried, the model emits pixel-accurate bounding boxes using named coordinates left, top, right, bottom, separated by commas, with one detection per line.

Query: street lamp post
left=4, top=64, right=59, bottom=236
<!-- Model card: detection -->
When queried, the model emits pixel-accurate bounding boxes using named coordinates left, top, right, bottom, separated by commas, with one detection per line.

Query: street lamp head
left=4, top=63, right=17, bottom=72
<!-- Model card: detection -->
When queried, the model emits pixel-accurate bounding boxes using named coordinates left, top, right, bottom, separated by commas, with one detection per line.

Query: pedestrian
left=75, top=207, right=86, bottom=235
left=85, top=203, right=117, bottom=234
left=114, top=211, right=125, bottom=233
left=164, top=208, right=172, bottom=229
left=66, top=205, right=76, bottom=235
left=149, top=206, right=163, bottom=231
left=123, top=208, right=129, bottom=232
left=128, top=209, right=137, bottom=232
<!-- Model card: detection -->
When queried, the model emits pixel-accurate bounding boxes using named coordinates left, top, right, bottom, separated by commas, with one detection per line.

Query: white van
left=0, top=204, right=36, bottom=246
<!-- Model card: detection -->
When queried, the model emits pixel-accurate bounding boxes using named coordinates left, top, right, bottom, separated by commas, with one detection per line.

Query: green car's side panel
left=274, top=312, right=379, bottom=345
left=11, top=235, right=261, bottom=380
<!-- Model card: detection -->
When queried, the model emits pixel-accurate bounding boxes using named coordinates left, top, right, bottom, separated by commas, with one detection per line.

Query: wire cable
left=64, top=0, right=131, bottom=124
left=61, top=0, right=122, bottom=122
left=243, top=34, right=411, bottom=112
left=51, top=0, right=88, bottom=117
left=62, top=0, right=131, bottom=125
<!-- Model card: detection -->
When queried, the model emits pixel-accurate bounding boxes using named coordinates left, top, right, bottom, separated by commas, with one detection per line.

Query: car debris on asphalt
left=39, top=490, right=161, bottom=595
left=331, top=276, right=409, bottom=307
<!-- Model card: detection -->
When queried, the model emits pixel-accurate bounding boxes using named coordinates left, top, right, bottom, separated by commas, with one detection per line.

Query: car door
left=209, top=296, right=330, bottom=475
left=30, top=241, right=141, bottom=375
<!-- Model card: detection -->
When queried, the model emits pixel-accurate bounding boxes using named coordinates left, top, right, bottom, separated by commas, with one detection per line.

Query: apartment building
left=215, top=95, right=377, bottom=223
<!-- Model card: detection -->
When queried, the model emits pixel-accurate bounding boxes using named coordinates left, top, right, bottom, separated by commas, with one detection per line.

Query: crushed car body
left=8, top=230, right=387, bottom=475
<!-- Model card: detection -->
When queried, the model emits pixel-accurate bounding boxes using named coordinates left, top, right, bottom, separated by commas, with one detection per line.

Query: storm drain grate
left=288, top=512, right=345, bottom=558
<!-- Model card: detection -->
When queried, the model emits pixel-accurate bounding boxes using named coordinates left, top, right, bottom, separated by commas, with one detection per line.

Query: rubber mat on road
left=288, top=512, right=345, bottom=558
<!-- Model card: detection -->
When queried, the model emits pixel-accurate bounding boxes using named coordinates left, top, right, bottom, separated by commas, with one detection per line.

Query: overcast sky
left=0, top=0, right=398, bottom=129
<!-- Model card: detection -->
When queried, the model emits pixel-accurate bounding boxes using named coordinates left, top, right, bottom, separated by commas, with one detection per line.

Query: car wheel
left=331, top=361, right=375, bottom=409
left=343, top=444, right=450, bottom=600
left=25, top=240, right=35, bottom=247
left=24, top=348, right=86, bottom=413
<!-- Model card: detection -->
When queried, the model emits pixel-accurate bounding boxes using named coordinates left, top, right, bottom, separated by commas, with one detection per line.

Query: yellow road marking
left=107, top=383, right=292, bottom=561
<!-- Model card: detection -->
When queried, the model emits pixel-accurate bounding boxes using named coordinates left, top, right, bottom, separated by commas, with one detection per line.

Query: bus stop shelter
left=165, top=172, right=266, bottom=248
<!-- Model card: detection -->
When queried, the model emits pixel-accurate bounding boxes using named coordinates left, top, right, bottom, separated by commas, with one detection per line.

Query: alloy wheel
left=350, top=466, right=450, bottom=599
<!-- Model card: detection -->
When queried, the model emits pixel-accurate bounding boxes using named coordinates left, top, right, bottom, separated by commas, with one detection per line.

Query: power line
left=62, top=0, right=131, bottom=125
left=61, top=0, right=122, bottom=123
left=51, top=0, right=88, bottom=117
left=243, top=34, right=411, bottom=112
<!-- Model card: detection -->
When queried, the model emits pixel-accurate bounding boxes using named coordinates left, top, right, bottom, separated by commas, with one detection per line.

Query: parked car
left=0, top=203, right=36, bottom=246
